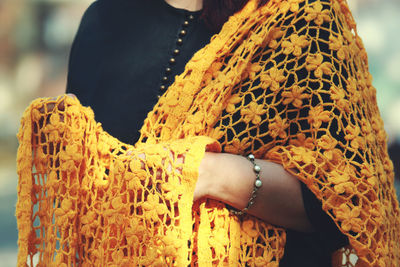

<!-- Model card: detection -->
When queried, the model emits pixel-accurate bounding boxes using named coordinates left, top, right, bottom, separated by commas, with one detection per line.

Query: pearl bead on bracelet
left=230, top=153, right=262, bottom=216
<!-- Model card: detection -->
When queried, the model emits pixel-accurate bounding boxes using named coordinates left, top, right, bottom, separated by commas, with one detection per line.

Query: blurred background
left=0, top=0, right=399, bottom=265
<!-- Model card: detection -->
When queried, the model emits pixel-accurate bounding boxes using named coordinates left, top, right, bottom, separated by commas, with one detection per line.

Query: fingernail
left=67, top=93, right=77, bottom=99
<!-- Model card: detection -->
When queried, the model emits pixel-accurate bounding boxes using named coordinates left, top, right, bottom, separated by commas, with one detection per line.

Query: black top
left=66, top=0, right=348, bottom=265
left=67, top=0, right=212, bottom=144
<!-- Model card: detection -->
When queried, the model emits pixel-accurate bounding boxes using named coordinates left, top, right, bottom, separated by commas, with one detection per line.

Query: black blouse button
left=177, top=38, right=183, bottom=45
left=169, top=58, right=176, bottom=64
left=183, top=20, right=189, bottom=27
left=162, top=76, right=168, bottom=82
left=165, top=67, right=172, bottom=74
left=173, top=49, right=180, bottom=56
left=157, top=94, right=161, bottom=99
left=188, top=14, right=194, bottom=20
left=160, top=85, right=166, bottom=90
left=179, top=30, right=187, bottom=37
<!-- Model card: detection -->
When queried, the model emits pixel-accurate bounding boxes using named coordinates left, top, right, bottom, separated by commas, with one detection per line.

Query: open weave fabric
left=16, top=0, right=400, bottom=266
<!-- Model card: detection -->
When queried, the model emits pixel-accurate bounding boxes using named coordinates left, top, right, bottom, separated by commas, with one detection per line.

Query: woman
left=67, top=0, right=346, bottom=264
left=16, top=0, right=400, bottom=266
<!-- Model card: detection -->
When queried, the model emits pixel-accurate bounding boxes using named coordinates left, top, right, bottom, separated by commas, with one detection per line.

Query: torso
left=66, top=1, right=345, bottom=265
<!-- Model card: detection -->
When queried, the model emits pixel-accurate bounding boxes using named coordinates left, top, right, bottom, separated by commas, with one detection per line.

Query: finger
left=38, top=96, right=63, bottom=113
left=66, top=93, right=77, bottom=99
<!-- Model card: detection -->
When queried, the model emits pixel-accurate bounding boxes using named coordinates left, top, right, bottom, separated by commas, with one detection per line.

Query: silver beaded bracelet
left=230, top=153, right=263, bottom=216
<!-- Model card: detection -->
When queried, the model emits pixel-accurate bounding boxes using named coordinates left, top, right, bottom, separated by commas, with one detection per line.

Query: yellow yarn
left=16, top=0, right=400, bottom=266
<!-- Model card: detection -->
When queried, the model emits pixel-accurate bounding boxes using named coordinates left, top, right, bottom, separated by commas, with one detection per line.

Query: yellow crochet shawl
left=16, top=0, right=400, bottom=266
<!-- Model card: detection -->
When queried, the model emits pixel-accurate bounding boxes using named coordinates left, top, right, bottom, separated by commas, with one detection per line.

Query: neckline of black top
left=159, top=0, right=203, bottom=17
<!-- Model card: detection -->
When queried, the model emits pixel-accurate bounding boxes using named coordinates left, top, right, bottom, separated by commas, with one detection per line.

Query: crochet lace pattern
left=16, top=0, right=400, bottom=266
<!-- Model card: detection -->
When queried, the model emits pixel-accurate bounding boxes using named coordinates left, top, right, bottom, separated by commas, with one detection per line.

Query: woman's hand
left=195, top=152, right=314, bottom=232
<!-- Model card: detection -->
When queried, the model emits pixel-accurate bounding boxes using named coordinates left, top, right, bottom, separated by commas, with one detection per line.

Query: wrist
left=195, top=152, right=214, bottom=200
left=202, top=153, right=255, bottom=210
left=229, top=154, right=263, bottom=216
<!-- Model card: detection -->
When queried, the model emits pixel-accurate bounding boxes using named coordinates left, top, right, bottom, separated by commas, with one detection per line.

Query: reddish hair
left=201, top=0, right=268, bottom=33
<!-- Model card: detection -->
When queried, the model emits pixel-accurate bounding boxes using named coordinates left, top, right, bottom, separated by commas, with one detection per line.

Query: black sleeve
left=216, top=0, right=349, bottom=261
left=301, top=183, right=348, bottom=251
left=297, top=1, right=348, bottom=252
left=66, top=0, right=102, bottom=97
left=293, top=1, right=349, bottom=254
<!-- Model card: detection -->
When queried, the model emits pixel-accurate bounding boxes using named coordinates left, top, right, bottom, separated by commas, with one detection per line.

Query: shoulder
left=80, top=0, right=141, bottom=21
left=76, top=0, right=142, bottom=34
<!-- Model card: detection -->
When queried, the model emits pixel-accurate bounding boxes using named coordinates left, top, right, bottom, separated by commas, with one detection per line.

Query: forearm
left=196, top=152, right=313, bottom=232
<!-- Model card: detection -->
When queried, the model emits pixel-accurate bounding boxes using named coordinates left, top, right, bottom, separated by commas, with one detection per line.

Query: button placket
left=158, top=12, right=195, bottom=96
